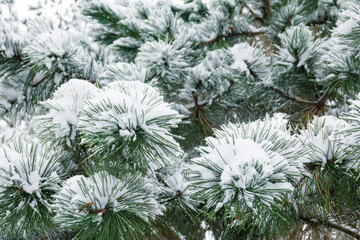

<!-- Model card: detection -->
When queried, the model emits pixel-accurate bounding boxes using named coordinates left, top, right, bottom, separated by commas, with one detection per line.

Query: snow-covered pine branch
left=1, top=0, right=360, bottom=239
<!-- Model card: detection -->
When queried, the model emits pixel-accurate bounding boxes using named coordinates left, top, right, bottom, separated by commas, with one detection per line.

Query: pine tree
left=0, top=0, right=360, bottom=239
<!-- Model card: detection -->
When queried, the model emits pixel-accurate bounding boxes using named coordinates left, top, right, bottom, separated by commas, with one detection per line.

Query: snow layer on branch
left=88, top=0, right=186, bottom=57
left=229, top=43, right=255, bottom=74
left=23, top=28, right=92, bottom=85
left=216, top=119, right=305, bottom=179
left=113, top=37, right=141, bottom=49
left=37, top=79, right=99, bottom=146
left=337, top=18, right=358, bottom=35
left=0, top=137, right=64, bottom=236
left=81, top=80, right=181, bottom=136
left=24, top=29, right=78, bottom=69
left=0, top=13, right=104, bottom=120
left=228, top=42, right=269, bottom=80
left=78, top=81, right=183, bottom=169
left=0, top=22, right=29, bottom=115
left=267, top=0, right=307, bottom=37
left=317, top=1, right=360, bottom=83
left=297, top=116, right=350, bottom=167
left=0, top=20, right=28, bottom=58
left=319, top=37, right=351, bottom=67
left=180, top=49, right=234, bottom=107
left=0, top=73, right=26, bottom=114
left=276, top=24, right=320, bottom=70
left=100, top=62, right=148, bottom=83
left=0, top=126, right=17, bottom=144
left=160, top=167, right=197, bottom=210
left=334, top=1, right=360, bottom=35
left=0, top=138, right=63, bottom=195
left=191, top=120, right=296, bottom=213
left=135, top=40, right=189, bottom=90
left=341, top=94, right=360, bottom=166
left=53, top=171, right=164, bottom=233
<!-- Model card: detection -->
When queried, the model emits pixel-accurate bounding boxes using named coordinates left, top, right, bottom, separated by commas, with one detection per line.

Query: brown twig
left=298, top=213, right=360, bottom=240
left=244, top=4, right=263, bottom=22
left=12, top=55, right=24, bottom=62
left=32, top=76, right=47, bottom=87
left=264, top=84, right=318, bottom=106
left=263, top=81, right=338, bottom=113
left=262, top=0, right=272, bottom=20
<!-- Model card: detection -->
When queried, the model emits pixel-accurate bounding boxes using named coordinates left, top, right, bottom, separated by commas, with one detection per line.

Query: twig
left=263, top=80, right=338, bottom=111
left=244, top=4, right=263, bottom=22
left=262, top=0, right=272, bottom=20
left=264, top=84, right=318, bottom=106
left=298, top=213, right=360, bottom=240
left=32, top=76, right=47, bottom=87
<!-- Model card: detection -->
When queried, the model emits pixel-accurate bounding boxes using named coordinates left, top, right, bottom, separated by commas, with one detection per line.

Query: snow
left=4, top=45, right=14, bottom=58
left=192, top=121, right=295, bottom=212
left=38, top=79, right=99, bottom=144
left=297, top=48, right=312, bottom=67
left=135, top=40, right=189, bottom=83
left=23, top=28, right=89, bottom=83
left=161, top=169, right=197, bottom=210
left=1, top=0, right=78, bottom=23
left=54, top=72, right=62, bottom=85
left=0, top=0, right=358, bottom=239
left=215, top=119, right=305, bottom=180
left=229, top=43, right=255, bottom=75
left=277, top=24, right=319, bottom=69
left=340, top=94, right=360, bottom=165
left=168, top=171, right=188, bottom=193
left=22, top=171, right=42, bottom=194
left=77, top=80, right=183, bottom=168
left=228, top=42, right=269, bottom=80
left=80, top=81, right=181, bottom=137
left=113, top=37, right=141, bottom=48
left=179, top=48, right=242, bottom=107
left=81, top=80, right=181, bottom=130
left=1, top=87, right=19, bottom=102
left=336, top=18, right=358, bottom=35
left=29, top=199, right=38, bottom=209
left=0, top=138, right=63, bottom=197
left=297, top=116, right=350, bottom=166
left=32, top=72, right=46, bottom=85
left=2, top=0, right=205, bottom=23
left=53, top=171, right=164, bottom=227
left=101, top=62, right=147, bottom=83
left=334, top=2, right=360, bottom=35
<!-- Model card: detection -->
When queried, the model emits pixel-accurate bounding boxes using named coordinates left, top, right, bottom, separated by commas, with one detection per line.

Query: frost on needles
left=1, top=0, right=360, bottom=239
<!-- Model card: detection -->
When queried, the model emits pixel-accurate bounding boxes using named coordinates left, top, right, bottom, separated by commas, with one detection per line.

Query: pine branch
left=10, top=55, right=24, bottom=63
left=200, top=79, right=236, bottom=107
left=199, top=31, right=264, bottom=46
left=261, top=80, right=338, bottom=111
left=265, top=84, right=318, bottom=106
left=317, top=82, right=340, bottom=107
left=245, top=63, right=320, bottom=108
left=263, top=0, right=272, bottom=20
left=299, top=213, right=360, bottom=240
left=244, top=4, right=263, bottom=22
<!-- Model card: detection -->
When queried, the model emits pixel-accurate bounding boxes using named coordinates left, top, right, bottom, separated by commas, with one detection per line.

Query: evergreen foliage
left=0, top=0, right=360, bottom=239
